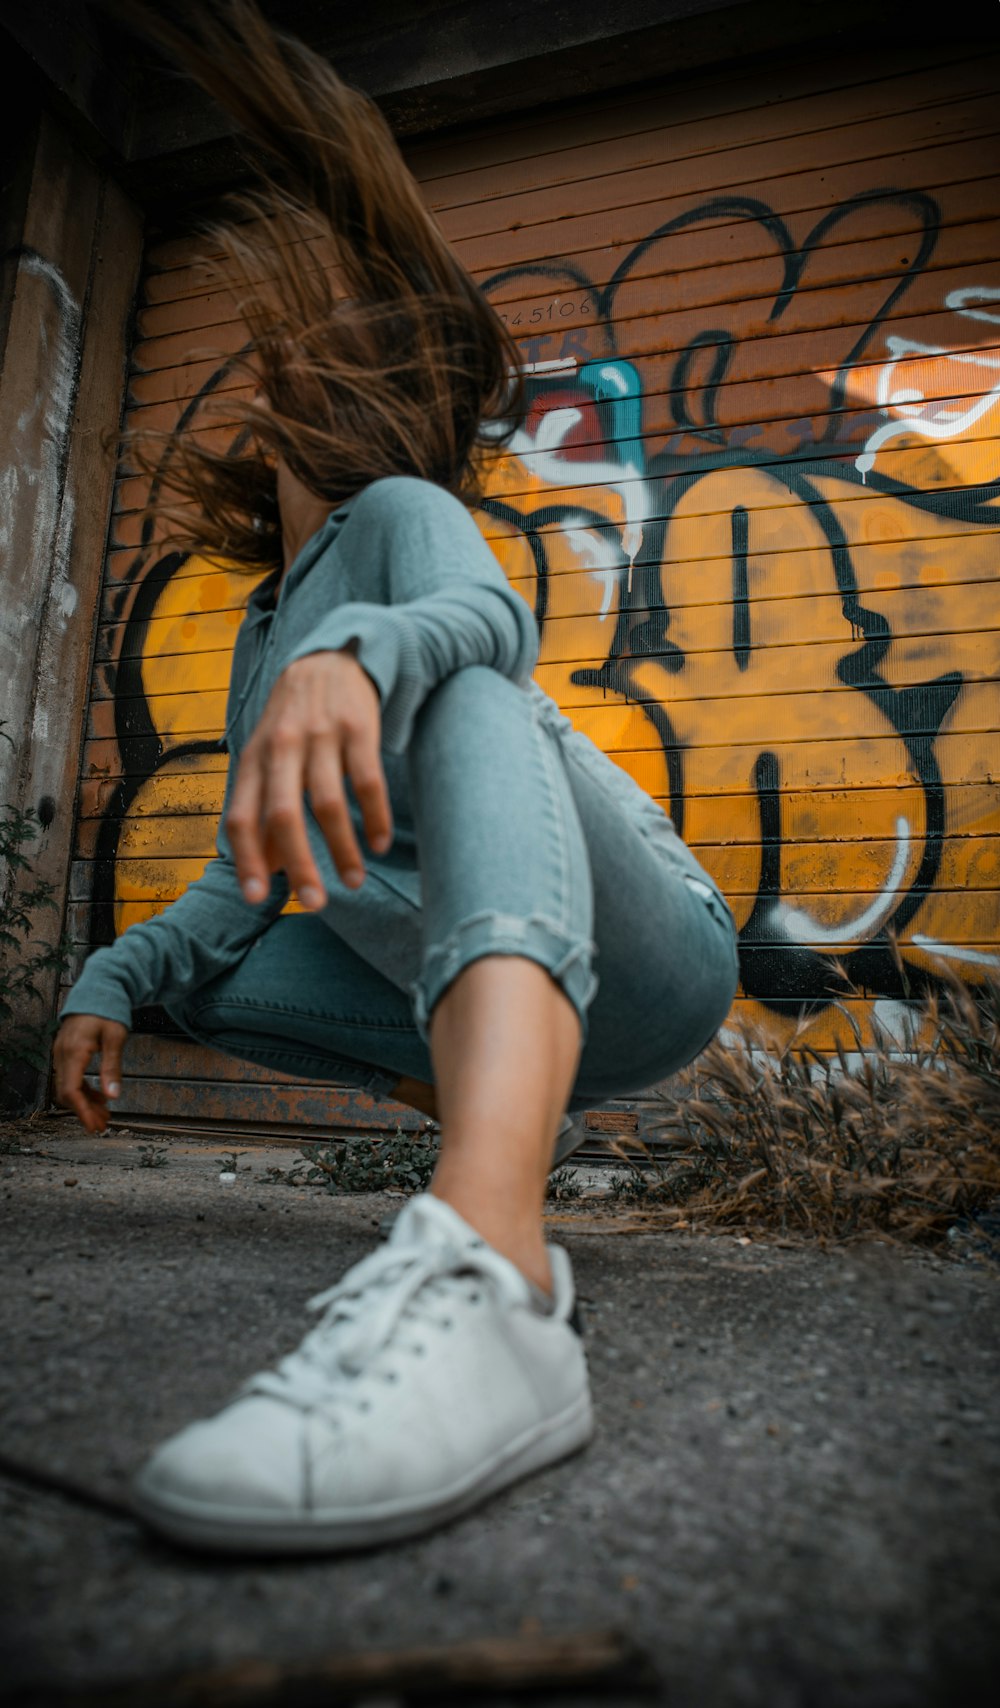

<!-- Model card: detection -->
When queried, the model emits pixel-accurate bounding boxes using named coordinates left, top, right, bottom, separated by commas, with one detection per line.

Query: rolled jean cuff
left=410, top=910, right=598, bottom=1044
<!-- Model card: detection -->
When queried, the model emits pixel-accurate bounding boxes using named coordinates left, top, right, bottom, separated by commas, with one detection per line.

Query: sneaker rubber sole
left=132, top=1389, right=594, bottom=1554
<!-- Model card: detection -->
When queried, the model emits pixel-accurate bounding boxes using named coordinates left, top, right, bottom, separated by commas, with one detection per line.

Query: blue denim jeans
left=167, top=669, right=740, bottom=1112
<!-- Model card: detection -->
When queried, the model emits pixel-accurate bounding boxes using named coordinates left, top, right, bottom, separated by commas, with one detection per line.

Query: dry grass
left=604, top=961, right=1000, bottom=1250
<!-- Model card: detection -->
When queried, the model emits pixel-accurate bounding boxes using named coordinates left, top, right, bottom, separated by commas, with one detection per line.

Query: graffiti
left=473, top=188, right=1000, bottom=1040
left=850, top=286, right=1000, bottom=482
left=83, top=173, right=1000, bottom=1051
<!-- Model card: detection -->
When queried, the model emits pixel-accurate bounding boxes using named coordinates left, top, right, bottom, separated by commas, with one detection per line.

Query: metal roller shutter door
left=69, top=37, right=1000, bottom=1133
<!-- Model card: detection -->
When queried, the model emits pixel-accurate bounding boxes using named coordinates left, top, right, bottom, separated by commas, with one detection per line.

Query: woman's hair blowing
left=119, top=0, right=522, bottom=570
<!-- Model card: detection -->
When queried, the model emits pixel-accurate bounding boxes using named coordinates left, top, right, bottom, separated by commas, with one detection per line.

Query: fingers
left=261, top=723, right=333, bottom=905
left=306, top=743, right=365, bottom=891
left=69, top=1083, right=111, bottom=1135
left=342, top=724, right=393, bottom=858
left=101, top=1024, right=126, bottom=1102
left=54, top=1019, right=127, bottom=1134
left=224, top=745, right=271, bottom=905
left=54, top=1030, right=94, bottom=1127
left=228, top=728, right=334, bottom=908
left=56, top=1056, right=105, bottom=1132
left=225, top=651, right=391, bottom=907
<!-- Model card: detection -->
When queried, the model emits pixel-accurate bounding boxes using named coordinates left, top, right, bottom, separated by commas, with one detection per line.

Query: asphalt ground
left=1, top=1118, right=998, bottom=1707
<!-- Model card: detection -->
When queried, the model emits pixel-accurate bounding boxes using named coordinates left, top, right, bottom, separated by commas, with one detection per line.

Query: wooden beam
left=0, top=2, right=139, bottom=164
left=8, top=1628, right=657, bottom=1705
left=93, top=0, right=1000, bottom=211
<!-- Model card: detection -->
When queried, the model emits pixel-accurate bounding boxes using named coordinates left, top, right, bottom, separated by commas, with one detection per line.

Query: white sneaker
left=132, top=1194, right=593, bottom=1553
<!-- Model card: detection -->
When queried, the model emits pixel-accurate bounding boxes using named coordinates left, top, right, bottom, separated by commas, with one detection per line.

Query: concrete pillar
left=0, top=110, right=142, bottom=1107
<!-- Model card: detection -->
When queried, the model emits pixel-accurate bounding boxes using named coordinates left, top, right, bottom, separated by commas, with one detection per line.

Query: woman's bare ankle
left=428, top=1183, right=552, bottom=1297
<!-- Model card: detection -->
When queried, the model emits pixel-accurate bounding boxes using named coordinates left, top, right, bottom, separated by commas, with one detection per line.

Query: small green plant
left=218, top=1150, right=247, bottom=1173
left=546, top=1165, right=584, bottom=1202
left=607, top=1166, right=656, bottom=1204
left=300, top=1127, right=440, bottom=1194
left=261, top=1159, right=310, bottom=1187
left=138, top=1144, right=169, bottom=1169
left=0, top=748, right=71, bottom=1110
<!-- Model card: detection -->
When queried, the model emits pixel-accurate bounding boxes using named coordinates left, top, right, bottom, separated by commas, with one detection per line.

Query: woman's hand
left=225, top=649, right=392, bottom=909
left=54, top=1014, right=129, bottom=1133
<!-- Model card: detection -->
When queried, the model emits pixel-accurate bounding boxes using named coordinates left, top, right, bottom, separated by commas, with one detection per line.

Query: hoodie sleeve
left=281, top=478, right=539, bottom=754
left=59, top=752, right=288, bottom=1031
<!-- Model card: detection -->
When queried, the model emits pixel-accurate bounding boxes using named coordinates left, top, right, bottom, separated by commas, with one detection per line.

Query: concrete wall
left=0, top=112, right=142, bottom=1104
left=64, top=35, right=1000, bottom=1130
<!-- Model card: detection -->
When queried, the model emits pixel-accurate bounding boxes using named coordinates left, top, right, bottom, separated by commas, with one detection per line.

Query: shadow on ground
left=1, top=1119, right=999, bottom=1706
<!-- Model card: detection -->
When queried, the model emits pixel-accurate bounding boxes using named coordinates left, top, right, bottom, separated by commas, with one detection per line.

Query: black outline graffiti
left=89, top=186, right=999, bottom=1030
left=481, top=186, right=996, bottom=1017
left=730, top=505, right=751, bottom=672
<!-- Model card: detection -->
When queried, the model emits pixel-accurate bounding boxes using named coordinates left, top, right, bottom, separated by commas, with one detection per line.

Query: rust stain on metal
left=585, top=1111, right=640, bottom=1134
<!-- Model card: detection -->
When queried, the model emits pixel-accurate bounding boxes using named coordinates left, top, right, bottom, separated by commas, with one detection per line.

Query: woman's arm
left=281, top=477, right=539, bottom=754
left=221, top=477, right=538, bottom=912
left=58, top=755, right=289, bottom=1032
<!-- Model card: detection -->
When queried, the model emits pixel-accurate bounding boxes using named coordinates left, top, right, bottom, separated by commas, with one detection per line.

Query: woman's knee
left=575, top=925, right=738, bottom=1101
left=434, top=664, right=524, bottom=707
left=411, top=665, right=528, bottom=751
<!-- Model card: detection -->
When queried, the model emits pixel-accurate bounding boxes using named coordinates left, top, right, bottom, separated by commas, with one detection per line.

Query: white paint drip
left=768, top=816, right=911, bottom=946
left=855, top=300, right=1000, bottom=479
left=715, top=1032, right=924, bottom=1076
left=593, top=364, right=629, bottom=396
left=520, top=357, right=579, bottom=376
left=507, top=405, right=650, bottom=603
left=561, top=516, right=621, bottom=619
left=943, top=284, right=1000, bottom=325
left=870, top=998, right=922, bottom=1049
left=622, top=521, right=642, bottom=593
left=910, top=935, right=1000, bottom=968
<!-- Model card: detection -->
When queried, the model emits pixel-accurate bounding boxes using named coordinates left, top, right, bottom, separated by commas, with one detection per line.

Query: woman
left=55, top=0, right=739, bottom=1553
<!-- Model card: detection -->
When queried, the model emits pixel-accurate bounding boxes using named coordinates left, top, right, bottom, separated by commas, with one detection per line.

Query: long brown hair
left=119, top=0, right=522, bottom=572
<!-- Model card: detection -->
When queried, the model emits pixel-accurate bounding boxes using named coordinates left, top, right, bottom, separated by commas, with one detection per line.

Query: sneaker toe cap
left=136, top=1398, right=306, bottom=1514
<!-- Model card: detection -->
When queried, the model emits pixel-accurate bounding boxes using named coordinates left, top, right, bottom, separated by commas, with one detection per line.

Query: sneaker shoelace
left=245, top=1237, right=522, bottom=1413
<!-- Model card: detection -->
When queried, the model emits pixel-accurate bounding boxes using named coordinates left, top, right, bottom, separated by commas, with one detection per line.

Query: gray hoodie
left=62, top=476, right=539, bottom=1029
